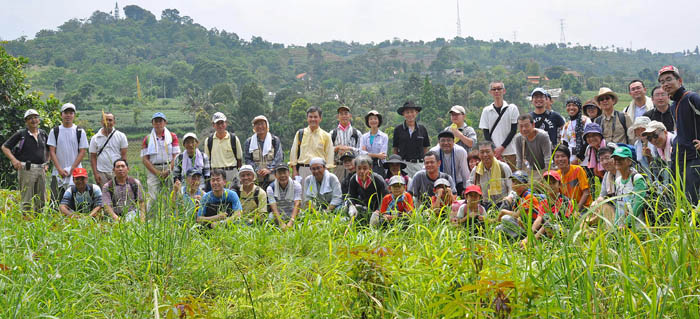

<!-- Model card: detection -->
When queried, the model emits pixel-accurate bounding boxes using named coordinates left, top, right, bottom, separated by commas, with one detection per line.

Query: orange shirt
left=380, top=193, right=414, bottom=217
left=558, top=165, right=592, bottom=208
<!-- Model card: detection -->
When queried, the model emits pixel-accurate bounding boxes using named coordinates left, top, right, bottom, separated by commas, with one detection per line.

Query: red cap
left=463, top=184, right=483, bottom=196
left=72, top=167, right=88, bottom=178
left=658, top=65, right=680, bottom=79
left=542, top=170, right=561, bottom=182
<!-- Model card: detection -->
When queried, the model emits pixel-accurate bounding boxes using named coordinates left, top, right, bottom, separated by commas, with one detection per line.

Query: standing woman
left=360, top=110, right=388, bottom=175
left=561, top=96, right=591, bottom=164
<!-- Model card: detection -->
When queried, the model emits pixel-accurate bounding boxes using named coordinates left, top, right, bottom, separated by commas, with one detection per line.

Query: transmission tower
left=114, top=2, right=120, bottom=19
left=456, top=0, right=462, bottom=37
left=559, top=19, right=566, bottom=44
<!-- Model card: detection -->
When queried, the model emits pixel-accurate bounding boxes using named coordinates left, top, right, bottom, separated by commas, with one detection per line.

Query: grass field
left=1, top=184, right=699, bottom=318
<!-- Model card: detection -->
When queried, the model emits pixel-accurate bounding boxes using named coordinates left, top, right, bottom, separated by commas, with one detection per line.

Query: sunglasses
left=644, top=133, right=659, bottom=140
left=597, top=95, right=613, bottom=102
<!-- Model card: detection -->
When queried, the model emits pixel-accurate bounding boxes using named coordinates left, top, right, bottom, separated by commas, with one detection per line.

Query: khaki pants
left=146, top=164, right=173, bottom=209
left=297, top=166, right=312, bottom=183
left=96, top=171, right=114, bottom=187
left=585, top=202, right=616, bottom=226
left=404, top=162, right=423, bottom=179
left=18, top=166, right=46, bottom=213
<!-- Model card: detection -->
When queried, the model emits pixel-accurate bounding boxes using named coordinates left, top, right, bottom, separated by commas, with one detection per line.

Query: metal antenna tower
left=456, top=0, right=462, bottom=37
left=559, top=19, right=566, bottom=44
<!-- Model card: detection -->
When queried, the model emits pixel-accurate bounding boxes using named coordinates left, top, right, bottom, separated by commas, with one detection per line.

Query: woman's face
left=566, top=103, right=579, bottom=117
left=614, top=157, right=632, bottom=172
left=389, top=163, right=401, bottom=174
left=469, top=158, right=480, bottom=171
left=585, top=107, right=598, bottom=119
left=367, top=115, right=380, bottom=129
left=586, top=134, right=602, bottom=148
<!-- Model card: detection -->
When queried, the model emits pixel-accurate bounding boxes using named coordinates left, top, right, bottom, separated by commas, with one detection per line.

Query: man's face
left=614, top=157, right=632, bottom=172
left=566, top=103, right=579, bottom=117
left=390, top=183, right=405, bottom=197
left=311, top=163, right=325, bottom=181
left=554, top=152, right=569, bottom=170
left=25, top=115, right=40, bottom=129
left=210, top=175, right=225, bottom=191
left=532, top=93, right=546, bottom=109
left=597, top=95, right=615, bottom=113
left=188, top=174, right=201, bottom=189
left=356, top=163, right=371, bottom=180
left=402, top=109, right=417, bottom=122
left=74, top=176, right=87, bottom=190
left=253, top=120, right=267, bottom=135
left=114, top=161, right=128, bottom=177
left=645, top=131, right=666, bottom=149
left=184, top=138, right=198, bottom=153
left=489, top=83, right=505, bottom=99
left=152, top=118, right=166, bottom=131
left=424, top=155, right=439, bottom=174
left=103, top=114, right=115, bottom=130
left=628, top=82, right=646, bottom=100
left=337, top=110, right=351, bottom=124
left=307, top=111, right=321, bottom=128
left=61, top=109, right=75, bottom=124
left=275, top=169, right=290, bottom=185
left=450, top=112, right=464, bottom=125
left=600, top=153, right=615, bottom=172
left=239, top=171, right=255, bottom=186
left=518, top=119, right=534, bottom=136
left=659, top=73, right=682, bottom=96
left=652, top=89, right=670, bottom=108
left=478, top=146, right=494, bottom=165
left=213, top=120, right=227, bottom=133
left=343, top=159, right=355, bottom=171
left=585, top=134, right=602, bottom=148
left=439, top=137, right=454, bottom=153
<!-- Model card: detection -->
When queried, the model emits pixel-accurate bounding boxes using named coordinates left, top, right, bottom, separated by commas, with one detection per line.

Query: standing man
left=658, top=65, right=700, bottom=204
left=480, top=81, right=520, bottom=169
left=89, top=112, right=128, bottom=187
left=623, top=80, right=654, bottom=122
left=514, top=114, right=552, bottom=173
left=445, top=105, right=477, bottom=153
left=290, top=106, right=334, bottom=181
left=429, top=130, right=469, bottom=195
left=47, top=103, right=89, bottom=203
left=102, top=158, right=146, bottom=222
left=530, top=88, right=565, bottom=147
left=330, top=105, right=362, bottom=181
left=1, top=109, right=49, bottom=212
left=244, top=115, right=283, bottom=188
left=593, top=87, right=633, bottom=144
left=643, top=86, right=675, bottom=132
left=205, top=112, right=243, bottom=188
left=141, top=112, right=180, bottom=204
left=393, top=101, right=431, bottom=177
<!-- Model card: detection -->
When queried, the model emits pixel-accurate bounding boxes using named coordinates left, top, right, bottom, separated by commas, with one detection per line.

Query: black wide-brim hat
left=397, top=100, right=422, bottom=115
left=383, top=154, right=407, bottom=169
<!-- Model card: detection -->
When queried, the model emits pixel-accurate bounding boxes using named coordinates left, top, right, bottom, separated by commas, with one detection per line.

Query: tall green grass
left=1, top=183, right=699, bottom=318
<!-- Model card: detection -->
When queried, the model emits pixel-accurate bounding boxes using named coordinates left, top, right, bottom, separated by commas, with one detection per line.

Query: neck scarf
left=475, top=157, right=502, bottom=197
left=249, top=132, right=272, bottom=155
left=586, top=139, right=606, bottom=172
left=274, top=177, right=296, bottom=202
left=439, top=149, right=457, bottom=183
left=146, top=127, right=173, bottom=160
left=570, top=108, right=586, bottom=157
left=357, top=174, right=372, bottom=189
left=306, top=170, right=333, bottom=198
left=182, top=149, right=204, bottom=176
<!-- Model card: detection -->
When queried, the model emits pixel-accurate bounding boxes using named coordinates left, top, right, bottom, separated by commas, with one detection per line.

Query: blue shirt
left=181, top=185, right=203, bottom=216
left=197, top=189, right=242, bottom=217
left=60, top=184, right=103, bottom=213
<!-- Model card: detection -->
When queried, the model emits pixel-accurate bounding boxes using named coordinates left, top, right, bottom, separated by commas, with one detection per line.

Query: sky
left=1, top=0, right=699, bottom=53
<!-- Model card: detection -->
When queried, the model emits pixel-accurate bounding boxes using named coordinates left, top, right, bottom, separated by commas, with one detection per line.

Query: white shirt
left=479, top=101, right=520, bottom=156
left=47, top=124, right=89, bottom=185
left=89, top=128, right=128, bottom=173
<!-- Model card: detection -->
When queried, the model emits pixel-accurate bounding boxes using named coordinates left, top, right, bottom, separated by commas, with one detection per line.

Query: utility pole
left=513, top=31, right=517, bottom=42
left=559, top=19, right=566, bottom=44
left=456, top=0, right=462, bottom=37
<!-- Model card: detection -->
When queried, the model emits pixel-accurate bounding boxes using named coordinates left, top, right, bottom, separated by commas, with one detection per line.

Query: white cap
left=239, top=164, right=256, bottom=177
left=60, top=103, right=76, bottom=112
left=251, top=115, right=268, bottom=125
left=643, top=121, right=667, bottom=134
left=182, top=132, right=198, bottom=142
left=309, top=157, right=326, bottom=166
left=212, top=112, right=227, bottom=123
left=388, top=175, right=405, bottom=185
left=449, top=105, right=466, bottom=114
left=434, top=178, right=451, bottom=188
left=23, top=109, right=39, bottom=119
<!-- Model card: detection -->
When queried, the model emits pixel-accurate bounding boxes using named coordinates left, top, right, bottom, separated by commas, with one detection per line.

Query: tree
left=544, top=66, right=567, bottom=80
left=123, top=5, right=156, bottom=23
left=161, top=9, right=182, bottom=24
left=191, top=59, right=227, bottom=90
left=526, top=61, right=540, bottom=75
left=236, top=82, right=266, bottom=133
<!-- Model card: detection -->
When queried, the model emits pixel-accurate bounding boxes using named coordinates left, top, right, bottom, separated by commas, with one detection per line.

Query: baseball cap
left=643, top=121, right=667, bottom=134
left=437, top=129, right=455, bottom=139
left=511, top=170, right=529, bottom=184
left=239, top=164, right=256, bottom=176
left=658, top=65, right=680, bottom=79
left=186, top=168, right=203, bottom=177
left=182, top=132, right=198, bottom=142
left=61, top=103, right=76, bottom=113
left=463, top=185, right=482, bottom=196
left=339, top=151, right=355, bottom=161
left=388, top=175, right=406, bottom=186
left=23, top=109, right=39, bottom=119
left=611, top=147, right=634, bottom=159
left=72, top=167, right=88, bottom=178
left=433, top=178, right=451, bottom=188
left=530, top=87, right=548, bottom=97
left=337, top=105, right=351, bottom=113
left=274, top=163, right=290, bottom=172
left=212, top=112, right=227, bottom=123
left=251, top=115, right=268, bottom=125
left=449, top=105, right=466, bottom=114
left=542, top=170, right=562, bottom=182
left=151, top=112, right=167, bottom=121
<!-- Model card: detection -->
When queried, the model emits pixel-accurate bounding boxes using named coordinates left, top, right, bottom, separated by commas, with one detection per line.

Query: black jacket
left=670, top=86, right=700, bottom=161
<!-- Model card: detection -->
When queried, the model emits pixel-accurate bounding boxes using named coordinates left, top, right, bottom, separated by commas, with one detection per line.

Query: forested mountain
left=3, top=5, right=700, bottom=145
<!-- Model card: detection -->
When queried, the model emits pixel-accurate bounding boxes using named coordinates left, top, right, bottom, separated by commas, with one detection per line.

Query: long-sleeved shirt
left=359, top=130, right=389, bottom=158
left=514, top=129, right=552, bottom=172
left=347, top=173, right=388, bottom=211
left=670, top=86, right=700, bottom=161
left=596, top=111, right=633, bottom=144
left=429, top=144, right=469, bottom=185
left=243, top=133, right=283, bottom=172
left=303, top=171, right=343, bottom=207
left=290, top=127, right=335, bottom=168
left=614, top=170, right=648, bottom=226
left=172, top=150, right=210, bottom=184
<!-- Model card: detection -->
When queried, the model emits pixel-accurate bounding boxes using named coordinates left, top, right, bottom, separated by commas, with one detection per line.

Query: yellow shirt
left=205, top=132, right=243, bottom=168
left=290, top=127, right=335, bottom=168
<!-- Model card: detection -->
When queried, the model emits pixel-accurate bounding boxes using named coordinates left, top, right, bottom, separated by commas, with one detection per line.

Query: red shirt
left=380, top=193, right=414, bottom=216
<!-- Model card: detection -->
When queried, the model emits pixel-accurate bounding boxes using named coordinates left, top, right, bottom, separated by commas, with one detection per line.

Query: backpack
left=53, top=125, right=84, bottom=148
left=234, top=186, right=261, bottom=207
left=11, top=128, right=48, bottom=157
left=104, top=178, right=140, bottom=207
left=594, top=111, right=629, bottom=144
left=67, top=184, right=95, bottom=212
left=296, top=129, right=305, bottom=160
left=206, top=132, right=238, bottom=163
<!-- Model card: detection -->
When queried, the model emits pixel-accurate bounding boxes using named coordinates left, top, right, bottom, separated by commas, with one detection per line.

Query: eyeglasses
left=644, top=133, right=659, bottom=140
left=597, top=95, right=613, bottom=102
left=490, top=87, right=504, bottom=91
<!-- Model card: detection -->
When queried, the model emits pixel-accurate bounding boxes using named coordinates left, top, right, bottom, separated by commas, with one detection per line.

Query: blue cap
left=531, top=87, right=548, bottom=97
left=152, top=112, right=167, bottom=121
left=510, top=170, right=530, bottom=184
left=186, top=168, right=203, bottom=177
left=583, top=122, right=603, bottom=139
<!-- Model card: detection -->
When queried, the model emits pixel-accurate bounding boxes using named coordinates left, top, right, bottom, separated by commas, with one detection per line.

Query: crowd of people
left=3, top=65, right=700, bottom=241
